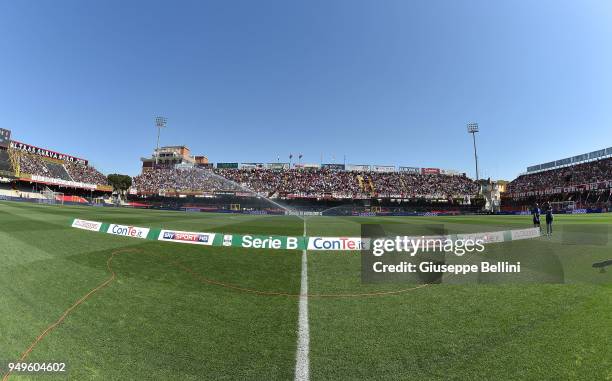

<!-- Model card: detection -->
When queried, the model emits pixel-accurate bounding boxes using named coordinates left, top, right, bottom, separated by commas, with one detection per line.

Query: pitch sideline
left=294, top=223, right=309, bottom=381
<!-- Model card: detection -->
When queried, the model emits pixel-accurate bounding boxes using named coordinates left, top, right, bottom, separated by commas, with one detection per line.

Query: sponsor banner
left=72, top=219, right=102, bottom=232
left=107, top=224, right=150, bottom=239
left=321, top=163, right=345, bottom=171
left=510, top=228, right=541, bottom=241
left=214, top=191, right=236, bottom=196
left=440, top=169, right=461, bottom=176
left=421, top=168, right=440, bottom=175
left=571, top=209, right=588, bottom=214
left=30, top=174, right=97, bottom=190
left=96, top=185, right=113, bottom=192
left=555, top=157, right=571, bottom=166
left=267, top=163, right=290, bottom=170
left=158, top=229, right=215, bottom=245
left=399, top=166, right=420, bottom=173
left=420, top=212, right=439, bottom=216
left=216, top=162, right=239, bottom=169
left=354, top=212, right=376, bottom=217
left=239, top=163, right=265, bottom=169
left=294, top=163, right=321, bottom=169
left=285, top=211, right=322, bottom=216
left=345, top=164, right=371, bottom=171
left=307, top=237, right=364, bottom=251
left=242, top=210, right=269, bottom=215
left=456, top=231, right=505, bottom=244
left=526, top=164, right=541, bottom=173
left=371, top=165, right=395, bottom=173
left=70, top=220, right=543, bottom=250
left=237, top=234, right=305, bottom=250
left=10, top=140, right=87, bottom=165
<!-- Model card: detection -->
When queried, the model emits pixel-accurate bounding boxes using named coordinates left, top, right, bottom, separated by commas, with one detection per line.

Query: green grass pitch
left=0, top=201, right=610, bottom=380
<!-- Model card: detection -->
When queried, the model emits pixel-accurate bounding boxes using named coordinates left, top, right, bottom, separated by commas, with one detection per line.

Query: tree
left=107, top=174, right=132, bottom=201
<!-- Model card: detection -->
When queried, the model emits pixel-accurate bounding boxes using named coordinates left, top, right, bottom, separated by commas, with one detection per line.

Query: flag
left=289, top=154, right=293, bottom=160
left=299, top=153, right=303, bottom=159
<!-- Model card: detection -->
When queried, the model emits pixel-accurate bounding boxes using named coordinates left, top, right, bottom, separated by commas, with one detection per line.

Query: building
left=141, top=145, right=208, bottom=172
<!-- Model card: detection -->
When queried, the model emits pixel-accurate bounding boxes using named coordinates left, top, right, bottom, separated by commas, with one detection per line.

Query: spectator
left=508, top=157, right=612, bottom=193
left=15, top=151, right=108, bottom=185
left=64, top=161, right=108, bottom=185
left=133, top=167, right=479, bottom=198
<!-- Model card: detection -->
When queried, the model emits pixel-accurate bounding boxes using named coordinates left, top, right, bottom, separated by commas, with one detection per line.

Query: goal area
left=550, top=201, right=575, bottom=212
left=38, top=189, right=64, bottom=205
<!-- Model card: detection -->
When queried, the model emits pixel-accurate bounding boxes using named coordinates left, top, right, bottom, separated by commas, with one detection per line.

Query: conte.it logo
left=308, top=237, right=363, bottom=251
left=108, top=224, right=150, bottom=239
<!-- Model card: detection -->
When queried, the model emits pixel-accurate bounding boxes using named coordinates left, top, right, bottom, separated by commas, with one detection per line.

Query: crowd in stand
left=14, top=152, right=108, bottom=185
left=216, top=168, right=364, bottom=196
left=18, top=153, right=72, bottom=181
left=366, top=172, right=478, bottom=197
left=133, top=167, right=479, bottom=198
left=64, top=161, right=108, bottom=185
left=133, top=168, right=243, bottom=193
left=508, top=157, right=612, bottom=193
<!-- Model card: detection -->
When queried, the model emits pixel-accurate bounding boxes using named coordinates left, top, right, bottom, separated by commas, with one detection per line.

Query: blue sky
left=1, top=0, right=611, bottom=179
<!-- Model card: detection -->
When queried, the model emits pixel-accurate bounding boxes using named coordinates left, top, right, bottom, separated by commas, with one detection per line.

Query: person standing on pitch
left=545, top=202, right=554, bottom=237
left=532, top=203, right=541, bottom=231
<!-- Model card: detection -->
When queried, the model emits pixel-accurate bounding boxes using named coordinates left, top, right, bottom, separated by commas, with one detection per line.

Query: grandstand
left=508, top=157, right=612, bottom=194
left=131, top=166, right=480, bottom=213
left=128, top=142, right=612, bottom=215
left=505, top=148, right=612, bottom=211
left=16, top=152, right=73, bottom=181
left=134, top=145, right=478, bottom=199
left=0, top=133, right=112, bottom=203
left=2, top=132, right=611, bottom=213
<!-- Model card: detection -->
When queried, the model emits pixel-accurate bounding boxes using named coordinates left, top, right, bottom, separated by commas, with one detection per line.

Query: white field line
left=294, top=222, right=310, bottom=381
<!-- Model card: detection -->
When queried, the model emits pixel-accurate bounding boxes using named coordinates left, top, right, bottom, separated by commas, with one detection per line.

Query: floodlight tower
left=155, top=116, right=167, bottom=165
left=467, top=122, right=480, bottom=180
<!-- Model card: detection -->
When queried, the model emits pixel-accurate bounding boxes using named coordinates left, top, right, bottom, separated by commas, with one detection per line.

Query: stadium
left=0, top=126, right=610, bottom=380
left=1, top=2, right=611, bottom=380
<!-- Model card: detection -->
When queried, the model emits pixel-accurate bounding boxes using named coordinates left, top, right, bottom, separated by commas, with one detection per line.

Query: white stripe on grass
left=294, top=222, right=310, bottom=381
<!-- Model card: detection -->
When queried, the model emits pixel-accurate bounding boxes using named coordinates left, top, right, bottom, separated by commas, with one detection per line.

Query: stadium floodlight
left=467, top=122, right=480, bottom=180
left=155, top=116, right=167, bottom=165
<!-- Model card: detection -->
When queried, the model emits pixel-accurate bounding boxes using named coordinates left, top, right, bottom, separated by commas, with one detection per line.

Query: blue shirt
left=532, top=208, right=540, bottom=222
